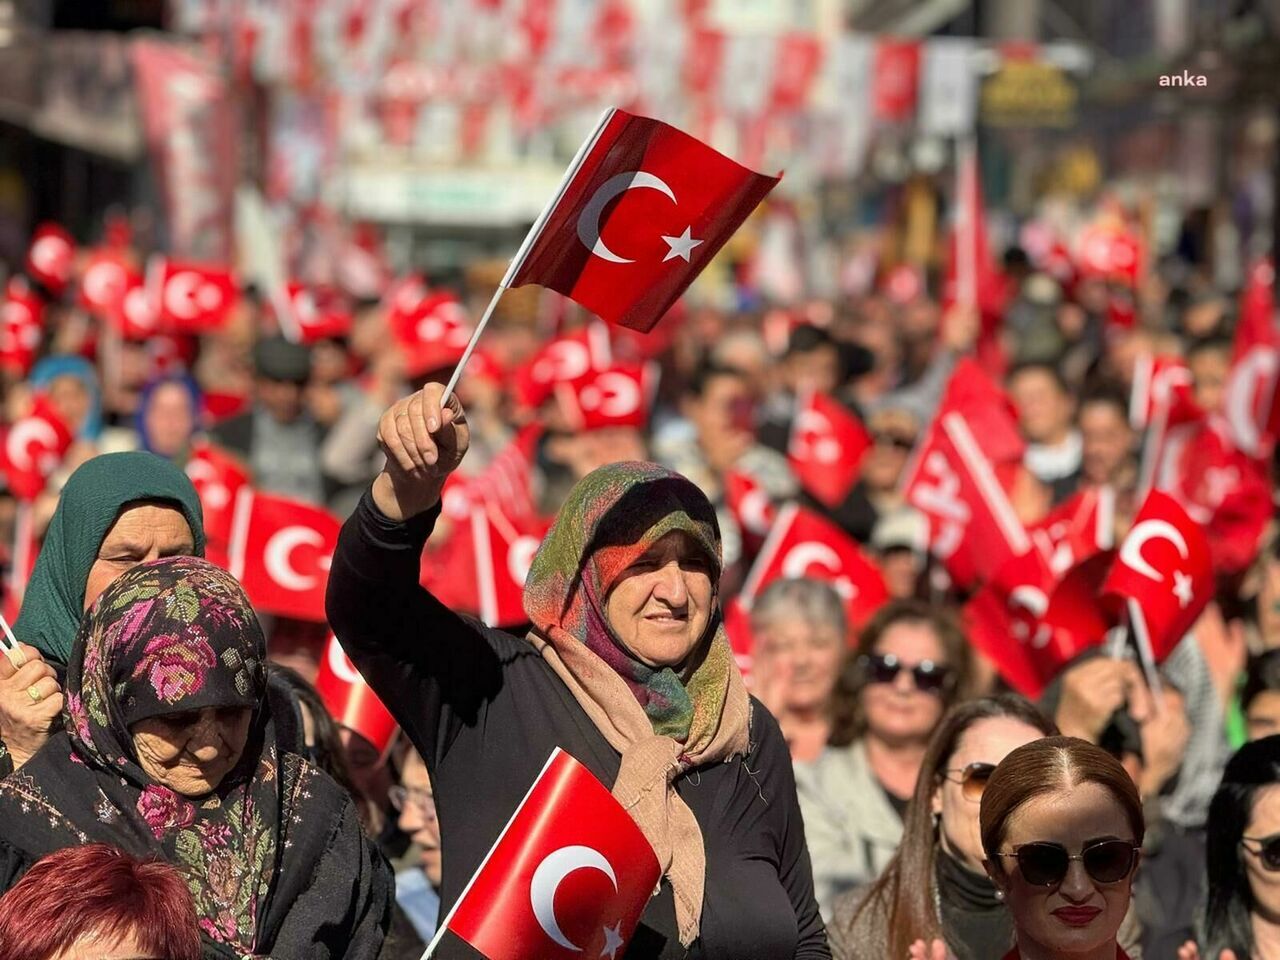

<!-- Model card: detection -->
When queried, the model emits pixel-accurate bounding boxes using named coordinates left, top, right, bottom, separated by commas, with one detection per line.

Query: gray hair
left=750, top=578, right=847, bottom=638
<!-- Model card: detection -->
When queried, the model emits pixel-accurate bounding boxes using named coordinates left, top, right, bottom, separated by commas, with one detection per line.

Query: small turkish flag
left=902, top=360, right=1029, bottom=589
left=390, top=289, right=473, bottom=376
left=513, top=324, right=614, bottom=410
left=25, top=223, right=76, bottom=294
left=281, top=283, right=353, bottom=345
left=507, top=108, right=779, bottom=332
left=1223, top=259, right=1280, bottom=458
left=439, top=747, right=659, bottom=960
left=1129, top=354, right=1199, bottom=431
left=788, top=391, right=870, bottom=509
left=1029, top=485, right=1117, bottom=576
left=965, top=549, right=1096, bottom=699
left=555, top=361, right=657, bottom=432
left=723, top=469, right=777, bottom=554
left=185, top=444, right=251, bottom=568
left=229, top=490, right=340, bottom=622
left=0, top=277, right=44, bottom=377
left=740, top=503, right=889, bottom=630
left=150, top=257, right=239, bottom=334
left=1, top=398, right=73, bottom=501
left=316, top=633, right=398, bottom=757
left=1042, top=549, right=1116, bottom=663
left=1077, top=223, right=1143, bottom=285
left=472, top=503, right=550, bottom=629
left=108, top=275, right=163, bottom=341
left=1100, top=490, right=1213, bottom=664
left=78, top=249, right=136, bottom=321
left=871, top=40, right=921, bottom=122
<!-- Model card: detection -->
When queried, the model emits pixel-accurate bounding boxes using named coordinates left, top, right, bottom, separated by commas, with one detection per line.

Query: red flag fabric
left=787, top=391, right=869, bottom=509
left=1100, top=490, right=1213, bottom=664
left=0, top=277, right=44, bottom=377
left=965, top=549, right=1071, bottom=699
left=185, top=444, right=251, bottom=569
left=723, top=469, right=777, bottom=553
left=1129, top=354, right=1199, bottom=431
left=1076, top=223, right=1143, bottom=286
left=555, top=361, right=657, bottom=432
left=472, top=503, right=551, bottom=628
left=315, top=633, right=398, bottom=757
left=441, top=748, right=659, bottom=960
left=943, top=144, right=1006, bottom=332
left=1042, top=550, right=1116, bottom=659
left=902, top=360, right=1029, bottom=588
left=740, top=503, right=889, bottom=630
left=1224, top=259, right=1280, bottom=457
left=79, top=249, right=136, bottom=321
left=230, top=490, right=340, bottom=622
left=1, top=398, right=73, bottom=501
left=507, top=108, right=779, bottom=332
left=871, top=40, right=920, bottom=121
left=25, top=223, right=76, bottom=295
left=1028, top=485, right=1116, bottom=576
left=281, top=283, right=354, bottom=345
left=514, top=324, right=613, bottom=409
left=390, top=289, right=473, bottom=376
left=150, top=257, right=239, bottom=334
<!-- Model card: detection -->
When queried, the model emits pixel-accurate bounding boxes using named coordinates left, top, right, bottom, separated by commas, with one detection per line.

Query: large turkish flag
left=508, top=108, right=779, bottom=332
left=229, top=490, right=340, bottom=622
left=439, top=748, right=659, bottom=960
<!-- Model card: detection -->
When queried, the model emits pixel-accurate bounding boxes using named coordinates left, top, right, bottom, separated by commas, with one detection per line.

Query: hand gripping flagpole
left=439, top=108, right=618, bottom=408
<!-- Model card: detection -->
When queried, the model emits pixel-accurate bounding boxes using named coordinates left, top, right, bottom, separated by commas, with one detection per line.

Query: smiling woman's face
left=603, top=531, right=715, bottom=670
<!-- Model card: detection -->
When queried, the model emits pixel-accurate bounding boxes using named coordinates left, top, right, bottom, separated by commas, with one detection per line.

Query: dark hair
left=785, top=323, right=836, bottom=357
left=1078, top=382, right=1130, bottom=422
left=0, top=843, right=202, bottom=960
left=1243, top=651, right=1280, bottom=714
left=1006, top=359, right=1069, bottom=396
left=1185, top=334, right=1234, bottom=362
left=829, top=599, right=973, bottom=747
left=1203, top=736, right=1280, bottom=958
left=848, top=696, right=1057, bottom=957
left=267, top=663, right=361, bottom=802
left=686, top=359, right=749, bottom=399
left=980, top=736, right=1145, bottom=864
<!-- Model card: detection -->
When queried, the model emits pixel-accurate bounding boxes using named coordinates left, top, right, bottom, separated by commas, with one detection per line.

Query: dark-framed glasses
left=994, top=839, right=1139, bottom=887
left=1241, top=833, right=1280, bottom=871
left=941, top=761, right=997, bottom=802
left=859, top=652, right=953, bottom=695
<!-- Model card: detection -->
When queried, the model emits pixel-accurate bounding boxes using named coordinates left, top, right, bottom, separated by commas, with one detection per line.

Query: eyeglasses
left=1241, top=833, right=1280, bottom=871
left=942, top=762, right=997, bottom=802
left=994, top=839, right=1140, bottom=887
left=389, top=785, right=436, bottom=816
left=859, top=653, right=953, bottom=695
left=873, top=431, right=916, bottom=451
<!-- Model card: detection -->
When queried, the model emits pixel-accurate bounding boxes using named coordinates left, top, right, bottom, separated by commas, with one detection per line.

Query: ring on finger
left=26, top=683, right=42, bottom=704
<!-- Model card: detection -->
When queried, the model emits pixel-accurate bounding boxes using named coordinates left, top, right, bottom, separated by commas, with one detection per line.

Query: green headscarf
left=17, top=451, right=206, bottom=666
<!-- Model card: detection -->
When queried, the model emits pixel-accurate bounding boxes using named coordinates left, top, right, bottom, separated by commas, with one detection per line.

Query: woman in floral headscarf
left=0, top=557, right=393, bottom=959
left=326, top=383, right=828, bottom=959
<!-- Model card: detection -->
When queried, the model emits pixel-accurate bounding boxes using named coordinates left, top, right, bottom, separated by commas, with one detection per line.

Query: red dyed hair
left=0, top=844, right=201, bottom=960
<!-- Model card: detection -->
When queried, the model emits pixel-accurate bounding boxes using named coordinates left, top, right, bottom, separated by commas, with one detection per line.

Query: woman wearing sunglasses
left=826, top=695, right=1056, bottom=960
left=1179, top=735, right=1280, bottom=960
left=979, top=736, right=1144, bottom=960
left=798, top=600, right=973, bottom=917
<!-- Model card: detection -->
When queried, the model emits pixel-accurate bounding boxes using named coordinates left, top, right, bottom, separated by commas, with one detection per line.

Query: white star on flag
left=661, top=226, right=703, bottom=263
left=1172, top=570, right=1194, bottom=609
left=600, top=921, right=625, bottom=959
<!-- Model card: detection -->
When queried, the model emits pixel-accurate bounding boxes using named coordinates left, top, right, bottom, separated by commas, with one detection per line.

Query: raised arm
left=326, top=384, right=503, bottom=768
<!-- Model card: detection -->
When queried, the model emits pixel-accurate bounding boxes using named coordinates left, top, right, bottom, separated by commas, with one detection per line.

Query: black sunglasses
left=994, top=839, right=1139, bottom=887
left=859, top=653, right=953, bottom=695
left=873, top=431, right=916, bottom=451
left=942, top=761, right=997, bottom=802
left=1242, top=833, right=1280, bottom=871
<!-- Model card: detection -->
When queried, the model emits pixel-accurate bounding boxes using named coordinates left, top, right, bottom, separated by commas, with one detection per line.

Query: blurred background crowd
left=5, top=0, right=1280, bottom=958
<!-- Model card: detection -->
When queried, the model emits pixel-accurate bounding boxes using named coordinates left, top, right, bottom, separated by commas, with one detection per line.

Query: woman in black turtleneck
left=826, top=696, right=1055, bottom=960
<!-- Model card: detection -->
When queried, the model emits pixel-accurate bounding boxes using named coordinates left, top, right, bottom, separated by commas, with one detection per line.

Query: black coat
left=327, top=491, right=830, bottom=960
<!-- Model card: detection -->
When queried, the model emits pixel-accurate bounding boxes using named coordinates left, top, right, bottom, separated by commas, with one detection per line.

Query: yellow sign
left=980, top=61, right=1077, bottom=128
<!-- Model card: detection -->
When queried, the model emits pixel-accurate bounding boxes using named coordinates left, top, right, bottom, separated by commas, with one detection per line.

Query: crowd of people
left=0, top=201, right=1276, bottom=960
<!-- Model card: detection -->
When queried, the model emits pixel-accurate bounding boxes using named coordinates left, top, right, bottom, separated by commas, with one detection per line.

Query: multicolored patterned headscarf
left=523, top=461, right=751, bottom=946
left=0, top=557, right=283, bottom=956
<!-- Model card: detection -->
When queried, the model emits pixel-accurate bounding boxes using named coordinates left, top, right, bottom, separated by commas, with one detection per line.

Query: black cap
left=253, top=336, right=311, bottom=384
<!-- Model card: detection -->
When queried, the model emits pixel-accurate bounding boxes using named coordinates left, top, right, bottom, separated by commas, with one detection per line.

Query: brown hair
left=845, top=695, right=1057, bottom=957
left=829, top=598, right=973, bottom=747
left=979, top=736, right=1145, bottom=865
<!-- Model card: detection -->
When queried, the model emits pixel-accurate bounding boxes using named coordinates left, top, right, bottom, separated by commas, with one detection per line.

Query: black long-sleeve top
left=327, top=490, right=830, bottom=960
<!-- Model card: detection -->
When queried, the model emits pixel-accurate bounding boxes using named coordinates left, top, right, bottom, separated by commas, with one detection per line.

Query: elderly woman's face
left=933, top=717, right=1046, bottom=874
left=85, top=504, right=195, bottom=611
left=988, top=782, right=1138, bottom=957
left=143, top=382, right=196, bottom=458
left=604, top=530, right=714, bottom=670
left=1241, top=784, right=1280, bottom=919
left=753, top=618, right=842, bottom=713
left=131, top=706, right=253, bottom=797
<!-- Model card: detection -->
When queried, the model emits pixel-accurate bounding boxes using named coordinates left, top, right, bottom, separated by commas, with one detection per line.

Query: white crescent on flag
left=581, top=372, right=641, bottom=417
left=1119, top=519, right=1189, bottom=583
left=507, top=535, right=541, bottom=587
left=792, top=409, right=841, bottom=464
left=529, top=844, right=618, bottom=951
left=576, top=171, right=677, bottom=264
left=326, top=635, right=363, bottom=685
left=82, top=260, right=128, bottom=307
left=264, top=526, right=327, bottom=591
left=7, top=419, right=58, bottom=474
left=781, top=542, right=857, bottom=600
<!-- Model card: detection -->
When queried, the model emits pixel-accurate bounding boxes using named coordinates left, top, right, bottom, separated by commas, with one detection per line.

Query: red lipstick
left=1052, top=906, right=1102, bottom=927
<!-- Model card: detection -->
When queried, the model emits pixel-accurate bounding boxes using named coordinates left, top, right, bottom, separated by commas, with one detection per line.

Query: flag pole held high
left=441, top=108, right=781, bottom=404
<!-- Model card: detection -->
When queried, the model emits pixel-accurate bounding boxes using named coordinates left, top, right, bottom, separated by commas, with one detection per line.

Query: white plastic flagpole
left=439, top=108, right=618, bottom=408
left=0, top=612, right=25, bottom=669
